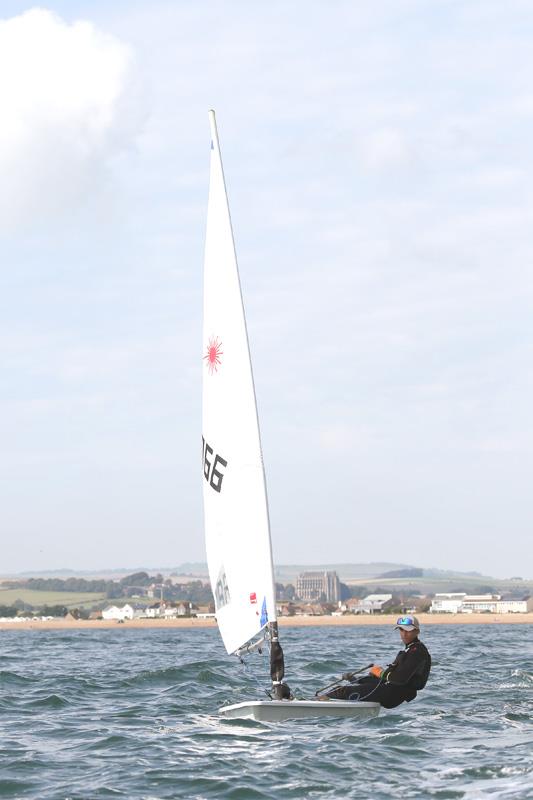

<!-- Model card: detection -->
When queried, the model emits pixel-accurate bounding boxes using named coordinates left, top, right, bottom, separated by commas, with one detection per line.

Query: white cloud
left=362, top=127, right=414, bottom=171
left=0, top=8, right=142, bottom=229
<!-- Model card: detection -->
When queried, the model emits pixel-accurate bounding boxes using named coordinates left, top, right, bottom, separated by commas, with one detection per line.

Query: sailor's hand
left=369, top=664, right=383, bottom=678
left=341, top=672, right=354, bottom=681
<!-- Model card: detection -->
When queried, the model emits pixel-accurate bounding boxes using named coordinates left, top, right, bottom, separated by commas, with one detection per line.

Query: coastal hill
left=175, top=561, right=472, bottom=581
left=174, top=563, right=531, bottom=595
left=3, top=563, right=531, bottom=598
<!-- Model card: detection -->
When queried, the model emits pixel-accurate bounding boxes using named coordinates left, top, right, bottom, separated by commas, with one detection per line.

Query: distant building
left=340, top=598, right=362, bottom=613
left=296, top=571, right=340, bottom=603
left=143, top=603, right=161, bottom=618
left=305, top=603, right=329, bottom=616
left=194, top=603, right=215, bottom=618
left=430, top=593, right=467, bottom=613
left=495, top=596, right=533, bottom=613
left=276, top=601, right=296, bottom=617
left=428, top=593, right=532, bottom=614
left=176, top=602, right=192, bottom=617
left=461, top=594, right=500, bottom=613
left=359, top=594, right=393, bottom=614
left=102, top=604, right=136, bottom=621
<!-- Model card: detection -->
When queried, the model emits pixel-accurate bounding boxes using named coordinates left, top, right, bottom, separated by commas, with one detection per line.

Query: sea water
left=0, top=624, right=531, bottom=799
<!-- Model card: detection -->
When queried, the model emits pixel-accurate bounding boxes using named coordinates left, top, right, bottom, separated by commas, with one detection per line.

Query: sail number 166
left=202, top=436, right=228, bottom=493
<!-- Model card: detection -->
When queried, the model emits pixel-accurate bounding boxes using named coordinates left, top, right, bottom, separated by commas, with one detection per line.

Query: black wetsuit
left=327, top=638, right=431, bottom=709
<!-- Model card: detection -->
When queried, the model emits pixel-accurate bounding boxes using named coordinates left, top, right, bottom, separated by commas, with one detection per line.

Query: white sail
left=202, top=110, right=277, bottom=655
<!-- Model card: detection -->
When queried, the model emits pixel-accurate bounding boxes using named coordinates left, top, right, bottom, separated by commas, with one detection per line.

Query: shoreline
left=0, top=612, right=532, bottom=631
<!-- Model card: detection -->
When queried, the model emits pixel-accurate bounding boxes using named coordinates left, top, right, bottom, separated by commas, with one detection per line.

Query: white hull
left=219, top=699, right=381, bottom=722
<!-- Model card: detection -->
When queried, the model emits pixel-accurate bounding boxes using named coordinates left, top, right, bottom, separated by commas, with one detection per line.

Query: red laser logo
left=204, top=336, right=223, bottom=374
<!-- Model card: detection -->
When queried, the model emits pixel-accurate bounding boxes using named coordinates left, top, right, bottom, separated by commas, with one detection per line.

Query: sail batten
left=202, top=110, right=277, bottom=656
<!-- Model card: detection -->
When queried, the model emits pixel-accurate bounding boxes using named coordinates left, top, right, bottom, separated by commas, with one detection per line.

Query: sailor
left=320, top=615, right=431, bottom=708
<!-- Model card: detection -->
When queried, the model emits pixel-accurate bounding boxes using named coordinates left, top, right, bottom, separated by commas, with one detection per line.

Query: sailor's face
left=399, top=628, right=418, bottom=645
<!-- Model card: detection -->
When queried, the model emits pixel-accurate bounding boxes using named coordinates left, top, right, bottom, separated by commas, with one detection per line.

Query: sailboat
left=202, top=110, right=380, bottom=722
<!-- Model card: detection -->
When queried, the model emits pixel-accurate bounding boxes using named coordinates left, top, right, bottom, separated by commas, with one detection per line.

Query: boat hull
left=219, top=699, right=381, bottom=722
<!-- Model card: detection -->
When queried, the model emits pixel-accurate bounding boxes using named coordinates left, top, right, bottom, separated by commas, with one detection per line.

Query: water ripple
left=0, top=626, right=531, bottom=798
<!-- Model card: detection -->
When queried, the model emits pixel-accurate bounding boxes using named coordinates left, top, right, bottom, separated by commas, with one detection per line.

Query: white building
left=142, top=604, right=161, bottom=618
left=430, top=593, right=466, bottom=613
left=359, top=594, right=393, bottom=614
left=337, top=598, right=362, bottom=613
left=430, top=592, right=533, bottom=614
left=102, top=604, right=136, bottom=621
left=461, top=594, right=500, bottom=613
left=496, top=596, right=533, bottom=613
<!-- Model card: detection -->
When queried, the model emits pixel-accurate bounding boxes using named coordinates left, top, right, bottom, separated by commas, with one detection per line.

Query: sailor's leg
left=325, top=676, right=381, bottom=701
left=345, top=682, right=410, bottom=708
left=374, top=685, right=412, bottom=709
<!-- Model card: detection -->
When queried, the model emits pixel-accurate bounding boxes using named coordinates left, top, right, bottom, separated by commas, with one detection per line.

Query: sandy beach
left=0, top=613, right=532, bottom=631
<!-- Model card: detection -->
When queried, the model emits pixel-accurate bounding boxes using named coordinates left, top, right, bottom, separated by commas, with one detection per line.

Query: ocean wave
left=0, top=625, right=531, bottom=799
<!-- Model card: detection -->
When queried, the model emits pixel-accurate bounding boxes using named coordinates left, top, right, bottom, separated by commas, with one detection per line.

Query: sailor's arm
left=383, top=646, right=427, bottom=686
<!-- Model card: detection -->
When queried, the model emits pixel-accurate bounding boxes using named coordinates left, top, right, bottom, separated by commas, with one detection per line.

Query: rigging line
left=237, top=652, right=271, bottom=699
left=315, top=664, right=374, bottom=696
left=347, top=675, right=385, bottom=703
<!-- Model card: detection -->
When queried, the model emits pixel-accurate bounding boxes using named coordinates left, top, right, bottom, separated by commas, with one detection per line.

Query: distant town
left=1, top=564, right=532, bottom=622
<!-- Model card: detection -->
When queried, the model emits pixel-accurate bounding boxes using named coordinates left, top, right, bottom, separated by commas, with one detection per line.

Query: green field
left=0, top=589, right=106, bottom=609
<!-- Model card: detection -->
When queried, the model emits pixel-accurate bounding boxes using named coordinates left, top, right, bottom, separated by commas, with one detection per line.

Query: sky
left=1, top=1, right=532, bottom=578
